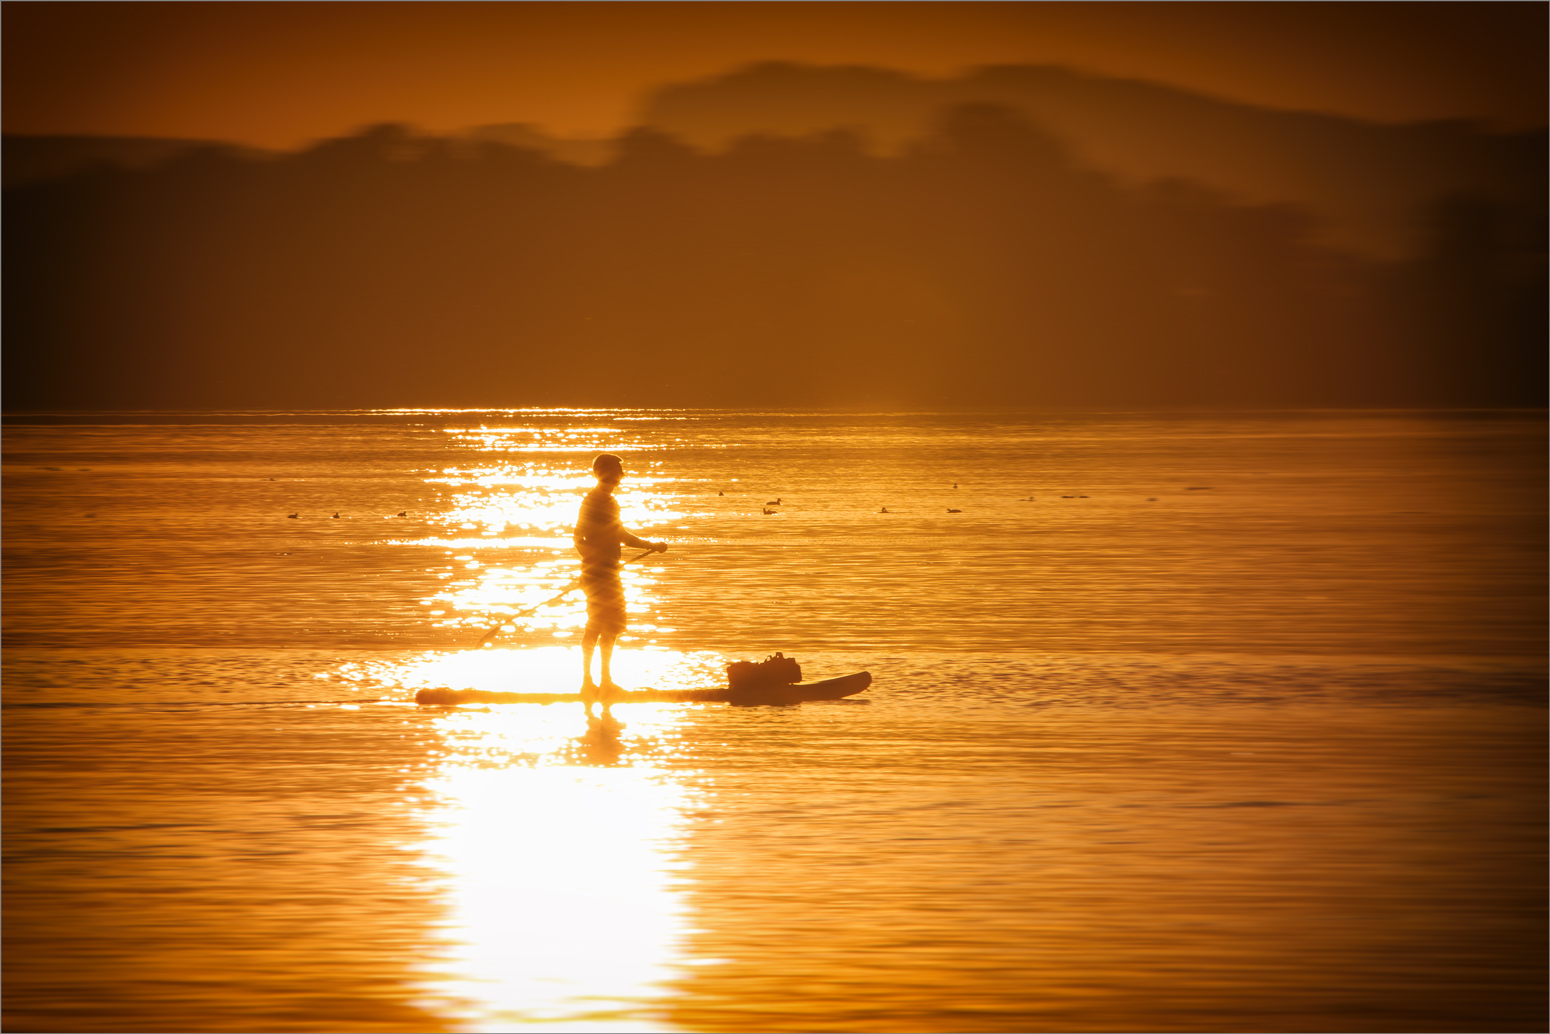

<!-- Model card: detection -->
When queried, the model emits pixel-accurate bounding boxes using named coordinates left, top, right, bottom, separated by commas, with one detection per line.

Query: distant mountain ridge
left=636, top=62, right=1547, bottom=259
left=6, top=65, right=1542, bottom=411
left=2, top=125, right=613, bottom=190
left=9, top=62, right=1540, bottom=260
left=2, top=135, right=266, bottom=190
left=6, top=112, right=1541, bottom=411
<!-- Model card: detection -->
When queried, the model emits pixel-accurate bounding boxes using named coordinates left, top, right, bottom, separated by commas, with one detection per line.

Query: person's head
left=592, top=453, right=624, bottom=486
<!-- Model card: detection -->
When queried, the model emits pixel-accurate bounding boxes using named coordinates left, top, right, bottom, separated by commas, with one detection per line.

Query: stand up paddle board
left=414, top=671, right=871, bottom=707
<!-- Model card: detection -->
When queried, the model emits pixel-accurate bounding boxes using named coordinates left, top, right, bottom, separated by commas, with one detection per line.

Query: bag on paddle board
left=726, top=652, right=802, bottom=690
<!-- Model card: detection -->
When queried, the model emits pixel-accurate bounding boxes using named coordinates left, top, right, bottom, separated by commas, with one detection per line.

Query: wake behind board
left=415, top=671, right=871, bottom=707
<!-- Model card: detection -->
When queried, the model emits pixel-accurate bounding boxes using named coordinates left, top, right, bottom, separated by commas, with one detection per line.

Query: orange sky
left=4, top=1, right=1545, bottom=148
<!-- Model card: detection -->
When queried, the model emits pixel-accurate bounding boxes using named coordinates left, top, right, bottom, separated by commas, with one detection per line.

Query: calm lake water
left=4, top=410, right=1545, bottom=1033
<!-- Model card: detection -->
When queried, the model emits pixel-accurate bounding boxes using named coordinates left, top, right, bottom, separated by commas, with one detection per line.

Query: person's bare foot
left=580, top=679, right=600, bottom=704
left=599, top=680, right=626, bottom=703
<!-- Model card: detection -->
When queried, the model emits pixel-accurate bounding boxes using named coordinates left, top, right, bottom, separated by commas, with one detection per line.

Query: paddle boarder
left=575, top=453, right=666, bottom=706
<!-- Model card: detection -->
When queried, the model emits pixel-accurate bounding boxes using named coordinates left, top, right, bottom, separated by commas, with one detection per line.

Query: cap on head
left=592, top=453, right=624, bottom=477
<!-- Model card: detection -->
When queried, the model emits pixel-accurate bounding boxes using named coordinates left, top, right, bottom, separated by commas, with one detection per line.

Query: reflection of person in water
left=574, top=453, right=666, bottom=707
left=573, top=711, right=627, bottom=765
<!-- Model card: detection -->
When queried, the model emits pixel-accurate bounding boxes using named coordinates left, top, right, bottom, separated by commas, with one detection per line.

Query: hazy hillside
left=638, top=62, right=1547, bottom=259
left=2, top=135, right=266, bottom=189
left=6, top=112, right=1541, bottom=411
left=2, top=129, right=610, bottom=188
left=11, top=63, right=1541, bottom=260
left=460, top=124, right=616, bottom=166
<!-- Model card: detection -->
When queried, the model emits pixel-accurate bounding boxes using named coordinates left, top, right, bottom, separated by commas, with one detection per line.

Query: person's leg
left=580, top=566, right=625, bottom=706
left=598, top=633, right=620, bottom=699
left=581, top=625, right=600, bottom=700
left=592, top=567, right=626, bottom=701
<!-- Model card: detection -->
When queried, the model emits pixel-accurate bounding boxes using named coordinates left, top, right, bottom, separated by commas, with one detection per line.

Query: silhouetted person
left=574, top=453, right=665, bottom=708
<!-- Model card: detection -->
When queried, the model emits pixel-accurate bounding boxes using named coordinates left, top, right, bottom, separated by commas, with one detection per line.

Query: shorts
left=580, top=564, right=627, bottom=636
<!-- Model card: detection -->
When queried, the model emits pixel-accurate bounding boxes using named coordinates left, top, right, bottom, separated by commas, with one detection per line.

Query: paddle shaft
left=475, top=546, right=661, bottom=646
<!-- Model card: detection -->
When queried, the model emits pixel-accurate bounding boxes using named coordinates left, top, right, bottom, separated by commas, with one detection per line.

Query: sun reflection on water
left=417, top=746, right=695, bottom=1031
left=340, top=646, right=725, bottom=698
left=344, top=424, right=720, bottom=1028
left=400, top=428, right=690, bottom=641
left=356, top=648, right=719, bottom=1032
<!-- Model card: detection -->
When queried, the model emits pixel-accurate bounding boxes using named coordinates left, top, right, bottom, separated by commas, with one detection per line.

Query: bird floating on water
left=332, top=512, right=340, bottom=518
left=947, top=508, right=962, bottom=513
left=766, top=498, right=781, bottom=506
left=879, top=507, right=890, bottom=513
left=396, top=511, right=407, bottom=517
left=762, top=507, right=777, bottom=514
left=287, top=513, right=298, bottom=519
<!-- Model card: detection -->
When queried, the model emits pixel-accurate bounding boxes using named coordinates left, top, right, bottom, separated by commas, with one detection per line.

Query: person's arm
left=618, top=521, right=667, bottom=553
left=621, top=530, right=667, bottom=552
left=602, top=493, right=666, bottom=553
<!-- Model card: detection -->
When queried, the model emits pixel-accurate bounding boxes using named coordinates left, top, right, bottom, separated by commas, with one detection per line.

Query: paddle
left=474, top=546, right=662, bottom=647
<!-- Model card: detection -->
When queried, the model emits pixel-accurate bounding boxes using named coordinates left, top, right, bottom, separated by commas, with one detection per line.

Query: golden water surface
left=4, top=410, right=1545, bottom=1032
